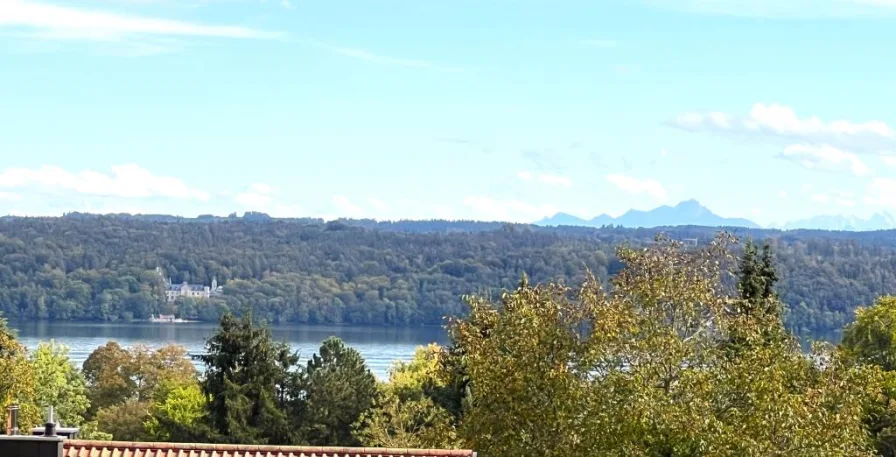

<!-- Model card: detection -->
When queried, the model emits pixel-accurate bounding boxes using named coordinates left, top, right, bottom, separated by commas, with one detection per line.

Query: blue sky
left=2, top=0, right=896, bottom=227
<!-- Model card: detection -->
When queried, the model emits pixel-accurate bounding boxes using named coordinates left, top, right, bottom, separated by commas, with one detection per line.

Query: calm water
left=9, top=320, right=449, bottom=380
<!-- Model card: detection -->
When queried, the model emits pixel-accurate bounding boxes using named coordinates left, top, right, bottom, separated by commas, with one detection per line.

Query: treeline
left=7, top=235, right=896, bottom=455
left=3, top=216, right=896, bottom=333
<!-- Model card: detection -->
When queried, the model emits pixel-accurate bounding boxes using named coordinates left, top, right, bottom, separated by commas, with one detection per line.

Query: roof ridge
left=64, top=440, right=475, bottom=456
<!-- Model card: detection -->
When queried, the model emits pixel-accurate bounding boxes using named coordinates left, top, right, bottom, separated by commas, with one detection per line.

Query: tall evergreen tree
left=299, top=337, right=376, bottom=446
left=736, top=239, right=780, bottom=319
left=199, top=313, right=300, bottom=444
left=728, top=239, right=784, bottom=354
left=760, top=241, right=778, bottom=300
left=737, top=239, right=763, bottom=303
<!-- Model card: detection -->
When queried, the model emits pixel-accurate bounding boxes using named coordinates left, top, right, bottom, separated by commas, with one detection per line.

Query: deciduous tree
left=29, top=341, right=89, bottom=427
left=445, top=234, right=877, bottom=456
left=0, top=317, right=40, bottom=430
left=355, top=344, right=457, bottom=449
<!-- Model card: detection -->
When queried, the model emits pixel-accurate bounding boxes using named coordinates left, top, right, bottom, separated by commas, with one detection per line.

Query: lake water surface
left=9, top=320, right=449, bottom=379
left=7, top=320, right=842, bottom=380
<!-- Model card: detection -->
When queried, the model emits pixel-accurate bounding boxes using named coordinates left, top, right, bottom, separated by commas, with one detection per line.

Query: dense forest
left=7, top=233, right=896, bottom=455
left=1, top=214, right=896, bottom=334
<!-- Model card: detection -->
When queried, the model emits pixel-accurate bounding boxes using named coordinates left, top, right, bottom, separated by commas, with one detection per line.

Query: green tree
left=29, top=341, right=90, bottom=427
left=83, top=342, right=196, bottom=416
left=842, top=296, right=896, bottom=371
left=0, top=317, right=40, bottom=430
left=735, top=239, right=780, bottom=319
left=444, top=234, right=876, bottom=456
left=355, top=344, right=458, bottom=449
left=199, top=313, right=300, bottom=444
left=96, top=400, right=152, bottom=441
left=144, top=381, right=208, bottom=442
left=82, top=341, right=137, bottom=414
left=841, top=296, right=896, bottom=456
left=300, top=337, right=377, bottom=446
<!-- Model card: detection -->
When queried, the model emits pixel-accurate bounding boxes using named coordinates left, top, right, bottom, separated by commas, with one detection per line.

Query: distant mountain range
left=778, top=213, right=896, bottom=232
left=8, top=201, right=896, bottom=232
left=537, top=200, right=896, bottom=231
left=536, top=200, right=761, bottom=229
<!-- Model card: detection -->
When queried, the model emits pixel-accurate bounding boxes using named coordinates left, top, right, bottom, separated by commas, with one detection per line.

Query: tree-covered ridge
left=5, top=234, right=896, bottom=454
left=2, top=216, right=896, bottom=333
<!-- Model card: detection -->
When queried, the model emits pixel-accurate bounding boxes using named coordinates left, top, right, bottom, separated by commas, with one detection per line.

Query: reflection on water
left=9, top=320, right=449, bottom=380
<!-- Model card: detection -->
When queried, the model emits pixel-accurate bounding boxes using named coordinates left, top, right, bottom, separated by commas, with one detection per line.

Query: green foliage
left=355, top=345, right=459, bottom=449
left=300, top=337, right=377, bottom=446
left=77, top=420, right=113, bottom=441
left=96, top=400, right=152, bottom=441
left=144, top=381, right=208, bottom=442
left=843, top=296, right=896, bottom=371
left=199, top=313, right=300, bottom=444
left=29, top=341, right=90, bottom=427
left=0, top=317, right=40, bottom=430
left=841, top=296, right=896, bottom=456
left=0, top=216, right=892, bottom=335
left=443, top=234, right=877, bottom=456
left=82, top=342, right=196, bottom=416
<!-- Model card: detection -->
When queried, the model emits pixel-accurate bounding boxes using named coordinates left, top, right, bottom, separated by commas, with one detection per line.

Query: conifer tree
left=199, top=313, right=300, bottom=444
left=299, top=337, right=376, bottom=446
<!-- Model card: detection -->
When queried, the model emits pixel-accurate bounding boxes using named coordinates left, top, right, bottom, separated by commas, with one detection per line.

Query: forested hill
left=2, top=215, right=896, bottom=334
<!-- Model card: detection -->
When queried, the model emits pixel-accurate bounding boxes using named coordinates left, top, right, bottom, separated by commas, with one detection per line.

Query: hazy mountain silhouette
left=537, top=199, right=760, bottom=229
left=778, top=213, right=896, bottom=231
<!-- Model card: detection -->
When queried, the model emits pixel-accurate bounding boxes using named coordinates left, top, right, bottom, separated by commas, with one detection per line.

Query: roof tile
left=63, top=441, right=474, bottom=457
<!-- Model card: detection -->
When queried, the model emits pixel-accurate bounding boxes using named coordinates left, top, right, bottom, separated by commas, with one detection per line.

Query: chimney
left=31, top=407, right=79, bottom=440
left=43, top=407, right=55, bottom=438
left=6, top=405, right=19, bottom=435
left=1, top=405, right=64, bottom=457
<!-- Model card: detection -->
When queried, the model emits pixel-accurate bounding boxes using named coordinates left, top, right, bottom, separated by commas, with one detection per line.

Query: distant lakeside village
left=150, top=267, right=223, bottom=323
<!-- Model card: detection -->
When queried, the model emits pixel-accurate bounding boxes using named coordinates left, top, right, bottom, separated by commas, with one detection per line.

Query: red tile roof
left=63, top=440, right=476, bottom=457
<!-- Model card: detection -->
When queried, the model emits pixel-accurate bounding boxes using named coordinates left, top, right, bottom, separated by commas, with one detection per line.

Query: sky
left=2, top=0, right=896, bottom=227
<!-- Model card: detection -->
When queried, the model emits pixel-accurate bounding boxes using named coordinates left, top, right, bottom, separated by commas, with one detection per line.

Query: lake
left=9, top=320, right=449, bottom=380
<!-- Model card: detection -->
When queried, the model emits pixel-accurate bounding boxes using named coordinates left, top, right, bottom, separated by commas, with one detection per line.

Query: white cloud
left=368, top=197, right=388, bottom=212
left=0, top=164, right=209, bottom=200
left=865, top=178, right=896, bottom=208
left=881, top=152, right=896, bottom=167
left=234, top=191, right=272, bottom=208
left=778, top=191, right=789, bottom=199
left=248, top=183, right=276, bottom=195
left=811, top=193, right=829, bottom=204
left=0, top=192, right=21, bottom=201
left=641, top=0, right=896, bottom=18
left=605, top=173, right=668, bottom=201
left=309, top=42, right=464, bottom=73
left=780, top=144, right=870, bottom=176
left=669, top=103, right=896, bottom=155
left=660, top=147, right=668, bottom=157
left=462, top=196, right=557, bottom=223
left=537, top=173, right=572, bottom=187
left=516, top=170, right=572, bottom=187
left=836, top=197, right=856, bottom=207
left=808, top=190, right=857, bottom=207
left=233, top=183, right=302, bottom=217
left=0, top=0, right=281, bottom=42
left=332, top=195, right=364, bottom=218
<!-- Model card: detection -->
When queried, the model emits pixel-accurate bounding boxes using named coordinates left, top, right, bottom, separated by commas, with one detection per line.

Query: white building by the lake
left=156, top=267, right=223, bottom=302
